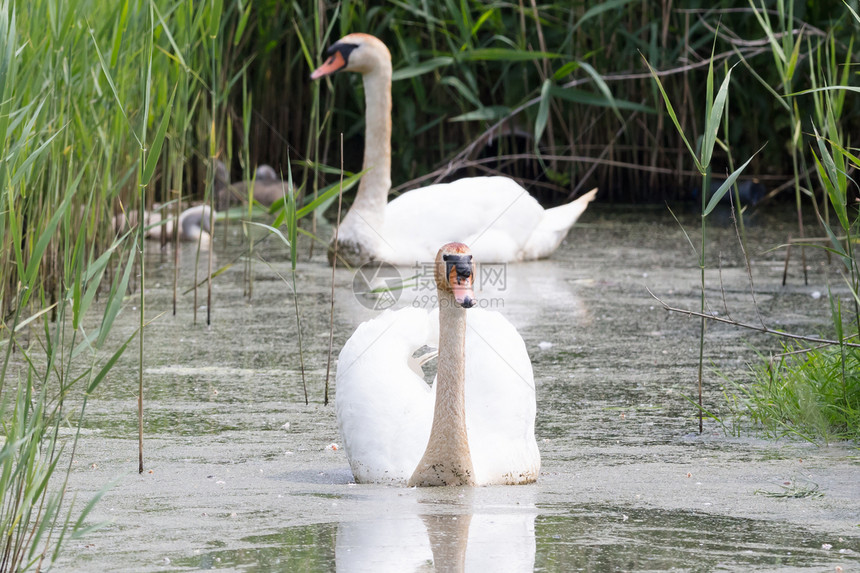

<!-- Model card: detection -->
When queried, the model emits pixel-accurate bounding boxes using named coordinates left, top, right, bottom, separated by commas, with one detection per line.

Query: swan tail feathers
left=520, top=187, right=597, bottom=260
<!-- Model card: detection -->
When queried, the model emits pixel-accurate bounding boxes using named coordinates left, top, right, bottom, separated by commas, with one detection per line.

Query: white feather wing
left=462, top=309, right=540, bottom=485
left=336, top=306, right=540, bottom=486
left=381, top=177, right=545, bottom=265
left=335, top=307, right=435, bottom=483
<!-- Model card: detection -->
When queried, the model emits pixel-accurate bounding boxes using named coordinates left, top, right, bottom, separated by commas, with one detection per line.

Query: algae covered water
left=58, top=204, right=859, bottom=571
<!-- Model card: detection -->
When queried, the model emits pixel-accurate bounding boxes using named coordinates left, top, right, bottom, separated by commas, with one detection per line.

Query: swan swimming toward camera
left=312, top=33, right=597, bottom=266
left=335, top=242, right=540, bottom=486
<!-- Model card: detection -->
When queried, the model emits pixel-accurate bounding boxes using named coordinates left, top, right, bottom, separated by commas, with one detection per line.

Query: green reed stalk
left=747, top=0, right=813, bottom=284
left=92, top=0, right=176, bottom=471
left=645, top=32, right=758, bottom=431
left=292, top=10, right=327, bottom=259
left=247, top=161, right=308, bottom=404
left=286, top=161, right=308, bottom=404
left=0, top=0, right=143, bottom=558
left=325, top=134, right=345, bottom=406
left=136, top=1, right=152, bottom=476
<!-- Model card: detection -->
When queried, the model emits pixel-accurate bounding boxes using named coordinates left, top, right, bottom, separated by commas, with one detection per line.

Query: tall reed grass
left=644, top=32, right=759, bottom=433
left=216, top=2, right=858, bottom=208
left=0, top=0, right=244, bottom=567
left=739, top=1, right=860, bottom=443
left=1, top=0, right=859, bottom=567
left=651, top=2, right=860, bottom=443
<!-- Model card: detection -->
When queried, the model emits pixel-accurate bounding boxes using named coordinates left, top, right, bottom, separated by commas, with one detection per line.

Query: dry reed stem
left=646, top=286, right=860, bottom=349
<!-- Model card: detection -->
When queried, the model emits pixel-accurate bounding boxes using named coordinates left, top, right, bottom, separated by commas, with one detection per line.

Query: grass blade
left=703, top=146, right=764, bottom=216
left=702, top=64, right=734, bottom=170
left=141, top=85, right=176, bottom=186
left=459, top=48, right=561, bottom=61
left=641, top=53, right=703, bottom=173
left=393, top=57, right=454, bottom=81
left=96, top=248, right=136, bottom=350
left=534, top=79, right=551, bottom=145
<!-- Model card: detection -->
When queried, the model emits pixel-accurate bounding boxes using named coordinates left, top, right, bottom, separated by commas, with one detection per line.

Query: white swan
left=335, top=242, right=540, bottom=486
left=312, top=33, right=597, bottom=266
left=112, top=204, right=214, bottom=247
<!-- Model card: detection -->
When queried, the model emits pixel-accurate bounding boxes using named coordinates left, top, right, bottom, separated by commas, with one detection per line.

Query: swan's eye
left=324, top=44, right=340, bottom=57
left=325, top=42, right=359, bottom=64
left=312, top=42, right=360, bottom=80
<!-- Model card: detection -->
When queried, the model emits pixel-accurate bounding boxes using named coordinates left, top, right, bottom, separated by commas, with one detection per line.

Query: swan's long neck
left=340, top=60, right=391, bottom=235
left=408, top=290, right=475, bottom=487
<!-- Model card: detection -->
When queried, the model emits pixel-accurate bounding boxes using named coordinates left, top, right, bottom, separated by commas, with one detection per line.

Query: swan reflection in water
left=335, top=492, right=536, bottom=572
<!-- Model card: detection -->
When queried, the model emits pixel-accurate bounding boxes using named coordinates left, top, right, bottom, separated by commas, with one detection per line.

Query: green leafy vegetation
left=726, top=2, right=860, bottom=445
left=736, top=344, right=860, bottom=443
left=649, top=1, right=860, bottom=445
left=1, top=0, right=859, bottom=567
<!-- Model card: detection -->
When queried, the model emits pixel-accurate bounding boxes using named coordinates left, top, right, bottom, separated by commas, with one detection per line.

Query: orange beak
left=311, top=50, right=347, bottom=80
left=448, top=265, right=475, bottom=308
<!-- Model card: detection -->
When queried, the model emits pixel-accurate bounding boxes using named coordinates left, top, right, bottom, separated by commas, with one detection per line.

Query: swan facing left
left=312, top=33, right=597, bottom=267
left=335, top=242, right=540, bottom=486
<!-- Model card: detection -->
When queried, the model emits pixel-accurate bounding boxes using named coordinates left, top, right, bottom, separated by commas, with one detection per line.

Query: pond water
left=56, top=203, right=859, bottom=571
